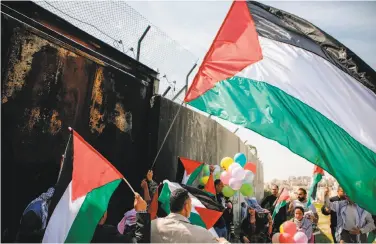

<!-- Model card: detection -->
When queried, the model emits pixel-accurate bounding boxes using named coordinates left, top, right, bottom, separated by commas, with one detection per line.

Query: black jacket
left=261, top=195, right=286, bottom=230
left=91, top=213, right=150, bottom=243
left=321, top=196, right=343, bottom=227
left=213, top=193, right=226, bottom=229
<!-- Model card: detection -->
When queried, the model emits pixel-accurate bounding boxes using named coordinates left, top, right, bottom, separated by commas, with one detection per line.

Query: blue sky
left=126, top=1, right=376, bottom=181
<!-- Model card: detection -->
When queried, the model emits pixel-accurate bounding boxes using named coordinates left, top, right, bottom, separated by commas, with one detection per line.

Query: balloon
left=279, top=233, right=294, bottom=243
left=202, top=165, right=210, bottom=176
left=240, top=183, right=254, bottom=196
left=232, top=167, right=246, bottom=180
left=200, top=176, right=209, bottom=185
left=228, top=163, right=241, bottom=173
left=282, top=221, right=297, bottom=236
left=234, top=153, right=247, bottom=167
left=244, top=162, right=257, bottom=173
left=220, top=157, right=234, bottom=170
left=229, top=178, right=243, bottom=190
left=280, top=224, right=284, bottom=234
left=272, top=233, right=280, bottom=243
left=220, top=171, right=231, bottom=185
left=214, top=171, right=221, bottom=180
left=222, top=185, right=235, bottom=197
left=243, top=170, right=254, bottom=183
left=294, top=232, right=308, bottom=243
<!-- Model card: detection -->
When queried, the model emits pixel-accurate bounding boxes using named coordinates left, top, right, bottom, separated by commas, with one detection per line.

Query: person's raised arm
left=133, top=193, right=150, bottom=243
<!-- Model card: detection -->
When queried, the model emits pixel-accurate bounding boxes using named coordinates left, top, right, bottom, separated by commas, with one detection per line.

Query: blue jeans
left=214, top=226, right=228, bottom=238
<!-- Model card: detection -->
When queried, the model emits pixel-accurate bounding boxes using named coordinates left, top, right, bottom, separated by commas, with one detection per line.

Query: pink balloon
left=228, top=163, right=240, bottom=173
left=282, top=221, right=297, bottom=236
left=293, top=231, right=308, bottom=243
left=229, top=178, right=242, bottom=190
left=272, top=233, right=280, bottom=243
left=279, top=233, right=294, bottom=243
left=232, top=167, right=246, bottom=180
left=220, top=171, right=231, bottom=185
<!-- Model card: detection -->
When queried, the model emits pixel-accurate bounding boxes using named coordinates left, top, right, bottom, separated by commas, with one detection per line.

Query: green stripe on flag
left=187, top=164, right=204, bottom=186
left=189, top=76, right=376, bottom=214
left=307, top=173, right=323, bottom=206
left=158, top=182, right=171, bottom=214
left=189, top=212, right=206, bottom=229
left=272, top=201, right=287, bottom=220
left=65, top=179, right=121, bottom=243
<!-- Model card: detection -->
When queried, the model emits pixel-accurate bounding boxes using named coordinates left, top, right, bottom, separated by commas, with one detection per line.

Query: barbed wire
left=34, top=1, right=199, bottom=101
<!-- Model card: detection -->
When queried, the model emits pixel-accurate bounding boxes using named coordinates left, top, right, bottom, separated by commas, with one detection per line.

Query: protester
left=324, top=188, right=375, bottom=243
left=151, top=188, right=228, bottom=243
left=321, top=186, right=346, bottom=242
left=261, top=184, right=287, bottom=233
left=289, top=188, right=318, bottom=224
left=241, top=202, right=248, bottom=221
left=222, top=201, right=234, bottom=241
left=240, top=199, right=272, bottom=243
left=292, top=206, right=313, bottom=242
left=213, top=179, right=228, bottom=238
left=16, top=187, right=55, bottom=242
left=91, top=193, right=150, bottom=243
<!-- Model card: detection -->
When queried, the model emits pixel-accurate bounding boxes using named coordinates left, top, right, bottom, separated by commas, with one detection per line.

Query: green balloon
left=214, top=172, right=221, bottom=180
left=203, top=165, right=210, bottom=176
left=240, top=183, right=254, bottom=197
left=222, top=186, right=235, bottom=198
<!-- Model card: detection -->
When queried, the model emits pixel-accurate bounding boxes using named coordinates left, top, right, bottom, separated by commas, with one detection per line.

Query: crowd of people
left=15, top=168, right=375, bottom=243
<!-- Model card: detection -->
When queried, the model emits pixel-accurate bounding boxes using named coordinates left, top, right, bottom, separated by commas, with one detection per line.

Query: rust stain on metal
left=2, top=34, right=49, bottom=103
left=26, top=107, right=41, bottom=131
left=49, top=110, right=62, bottom=135
left=114, top=103, right=132, bottom=132
left=89, top=67, right=106, bottom=133
left=57, top=48, right=78, bottom=58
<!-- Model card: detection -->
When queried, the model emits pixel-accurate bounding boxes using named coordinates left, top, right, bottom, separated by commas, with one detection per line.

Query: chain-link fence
left=34, top=1, right=199, bottom=102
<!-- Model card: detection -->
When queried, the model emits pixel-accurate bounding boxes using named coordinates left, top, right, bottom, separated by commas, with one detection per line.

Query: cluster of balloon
left=272, top=221, right=308, bottom=243
left=218, top=153, right=255, bottom=198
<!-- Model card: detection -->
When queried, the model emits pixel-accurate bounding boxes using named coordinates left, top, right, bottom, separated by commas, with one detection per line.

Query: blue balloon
left=234, top=153, right=247, bottom=167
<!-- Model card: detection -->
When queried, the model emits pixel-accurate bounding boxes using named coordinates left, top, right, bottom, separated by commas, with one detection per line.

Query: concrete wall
left=150, top=97, right=264, bottom=224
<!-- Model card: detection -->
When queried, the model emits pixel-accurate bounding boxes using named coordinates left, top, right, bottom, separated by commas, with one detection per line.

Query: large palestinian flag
left=43, top=130, right=123, bottom=242
left=185, top=1, right=376, bottom=214
left=158, top=180, right=224, bottom=237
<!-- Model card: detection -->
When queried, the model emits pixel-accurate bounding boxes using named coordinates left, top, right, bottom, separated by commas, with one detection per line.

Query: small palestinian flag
left=179, top=157, right=204, bottom=186
left=158, top=180, right=224, bottom=237
left=204, top=173, right=216, bottom=196
left=43, top=130, right=123, bottom=243
left=148, top=185, right=159, bottom=220
left=185, top=0, right=376, bottom=214
left=307, top=166, right=324, bottom=206
left=272, top=188, right=290, bottom=220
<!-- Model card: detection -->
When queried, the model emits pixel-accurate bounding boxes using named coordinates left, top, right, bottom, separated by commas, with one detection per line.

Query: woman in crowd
left=240, top=199, right=272, bottom=243
left=292, top=206, right=313, bottom=243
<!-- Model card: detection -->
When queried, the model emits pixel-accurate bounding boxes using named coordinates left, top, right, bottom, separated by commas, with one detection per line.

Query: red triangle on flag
left=148, top=186, right=159, bottom=220
left=72, top=131, right=123, bottom=201
left=184, top=1, right=262, bottom=102
left=313, top=165, right=325, bottom=175
left=195, top=206, right=223, bottom=230
left=179, top=157, right=203, bottom=175
left=275, top=188, right=290, bottom=206
left=204, top=173, right=216, bottom=195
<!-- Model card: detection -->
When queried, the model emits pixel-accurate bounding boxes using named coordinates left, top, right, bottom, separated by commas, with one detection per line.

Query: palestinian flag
left=179, top=157, right=204, bottom=186
left=307, top=166, right=325, bottom=206
left=185, top=1, right=376, bottom=214
left=158, top=180, right=224, bottom=236
left=272, top=188, right=290, bottom=220
left=43, top=130, right=123, bottom=243
left=148, top=185, right=159, bottom=220
left=204, top=173, right=216, bottom=196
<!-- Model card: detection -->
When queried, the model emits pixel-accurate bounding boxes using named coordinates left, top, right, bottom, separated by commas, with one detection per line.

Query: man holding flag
left=261, top=185, right=287, bottom=233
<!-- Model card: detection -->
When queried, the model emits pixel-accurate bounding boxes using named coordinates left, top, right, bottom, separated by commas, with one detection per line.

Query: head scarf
left=23, top=187, right=55, bottom=229
left=246, top=197, right=270, bottom=213
left=117, top=209, right=137, bottom=234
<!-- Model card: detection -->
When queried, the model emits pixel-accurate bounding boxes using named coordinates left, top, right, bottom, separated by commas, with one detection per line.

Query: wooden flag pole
left=123, top=177, right=136, bottom=195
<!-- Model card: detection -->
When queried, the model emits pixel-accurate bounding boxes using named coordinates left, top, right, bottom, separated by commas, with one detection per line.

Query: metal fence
left=34, top=1, right=198, bottom=102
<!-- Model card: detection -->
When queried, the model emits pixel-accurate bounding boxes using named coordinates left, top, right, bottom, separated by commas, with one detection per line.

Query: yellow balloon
left=200, top=176, right=209, bottom=185
left=220, top=157, right=234, bottom=170
left=280, top=224, right=284, bottom=234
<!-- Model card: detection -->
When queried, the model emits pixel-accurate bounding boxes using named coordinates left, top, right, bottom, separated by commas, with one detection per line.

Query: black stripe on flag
left=246, top=1, right=376, bottom=94
left=181, top=184, right=225, bottom=212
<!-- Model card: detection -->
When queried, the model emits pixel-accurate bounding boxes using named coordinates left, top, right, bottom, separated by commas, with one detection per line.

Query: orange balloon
left=244, top=162, right=257, bottom=173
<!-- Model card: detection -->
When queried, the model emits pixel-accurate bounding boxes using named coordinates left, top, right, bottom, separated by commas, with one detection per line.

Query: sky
left=125, top=1, right=376, bottom=181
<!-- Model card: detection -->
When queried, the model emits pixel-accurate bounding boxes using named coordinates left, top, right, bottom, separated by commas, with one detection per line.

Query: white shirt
left=343, top=204, right=358, bottom=231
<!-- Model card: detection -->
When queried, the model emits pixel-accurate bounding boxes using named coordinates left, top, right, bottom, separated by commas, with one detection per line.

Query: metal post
left=162, top=86, right=171, bottom=97
left=137, top=25, right=151, bottom=61
left=185, top=62, right=197, bottom=95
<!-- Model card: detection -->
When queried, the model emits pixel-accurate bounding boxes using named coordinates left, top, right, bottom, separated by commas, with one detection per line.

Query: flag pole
left=56, top=127, right=73, bottom=183
left=122, top=177, right=136, bottom=195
